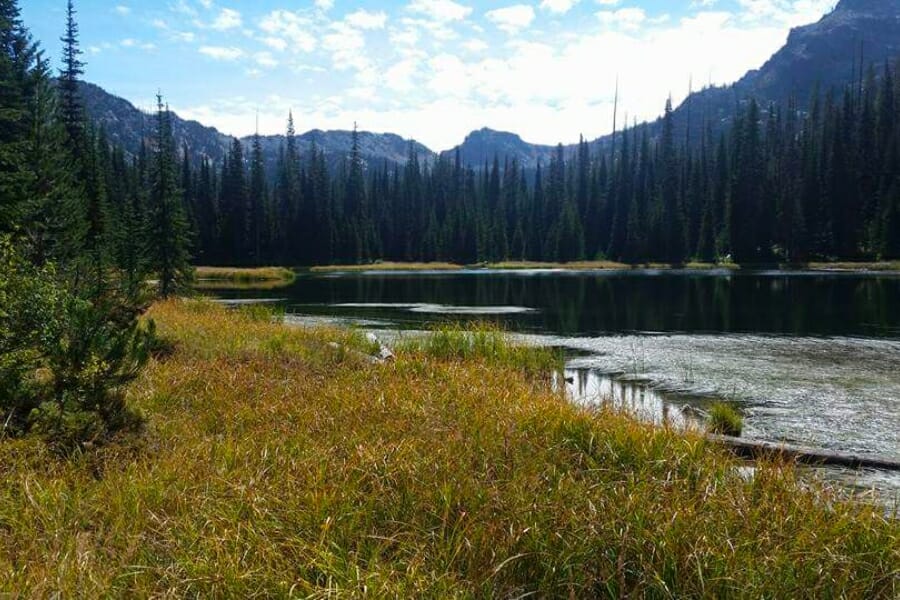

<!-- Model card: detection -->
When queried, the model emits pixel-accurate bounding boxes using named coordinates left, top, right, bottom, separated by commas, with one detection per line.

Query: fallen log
left=708, top=434, right=900, bottom=471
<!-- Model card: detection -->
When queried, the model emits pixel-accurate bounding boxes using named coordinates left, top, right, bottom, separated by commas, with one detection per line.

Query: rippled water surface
left=208, top=268, right=900, bottom=497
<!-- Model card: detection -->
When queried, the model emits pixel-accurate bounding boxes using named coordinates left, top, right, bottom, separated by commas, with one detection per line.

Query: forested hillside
left=186, top=71, right=900, bottom=266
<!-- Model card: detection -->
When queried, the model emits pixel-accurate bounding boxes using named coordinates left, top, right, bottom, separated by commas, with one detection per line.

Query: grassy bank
left=194, top=266, right=296, bottom=281
left=311, top=261, right=464, bottom=272
left=1, top=300, right=896, bottom=597
left=806, top=261, right=900, bottom=272
left=309, top=260, right=900, bottom=273
left=310, top=260, right=732, bottom=272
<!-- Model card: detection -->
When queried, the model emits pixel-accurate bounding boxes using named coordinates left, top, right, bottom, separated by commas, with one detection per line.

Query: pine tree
left=249, top=131, right=266, bottom=264
left=146, top=94, right=191, bottom=297
left=58, top=0, right=83, bottom=148
left=0, top=0, right=39, bottom=233
left=660, top=97, right=685, bottom=263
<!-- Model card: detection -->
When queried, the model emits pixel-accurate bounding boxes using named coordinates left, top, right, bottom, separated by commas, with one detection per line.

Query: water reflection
left=563, top=367, right=702, bottom=430
left=211, top=269, right=900, bottom=338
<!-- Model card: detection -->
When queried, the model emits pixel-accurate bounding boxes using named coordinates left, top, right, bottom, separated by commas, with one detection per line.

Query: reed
left=0, top=299, right=896, bottom=597
left=708, top=402, right=744, bottom=436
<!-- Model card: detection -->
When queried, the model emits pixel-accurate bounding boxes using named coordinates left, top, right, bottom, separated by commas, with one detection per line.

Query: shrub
left=0, top=238, right=152, bottom=450
left=708, top=402, right=744, bottom=436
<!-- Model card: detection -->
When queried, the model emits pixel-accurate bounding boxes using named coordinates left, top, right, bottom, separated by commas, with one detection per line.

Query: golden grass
left=311, top=261, right=738, bottom=272
left=484, top=260, right=630, bottom=270
left=194, top=266, right=296, bottom=281
left=486, top=261, right=741, bottom=271
left=311, top=262, right=464, bottom=272
left=0, top=299, right=897, bottom=597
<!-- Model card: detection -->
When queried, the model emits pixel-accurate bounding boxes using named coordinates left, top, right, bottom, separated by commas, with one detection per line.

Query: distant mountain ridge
left=79, top=81, right=434, bottom=173
left=446, top=0, right=900, bottom=169
left=80, top=0, right=900, bottom=173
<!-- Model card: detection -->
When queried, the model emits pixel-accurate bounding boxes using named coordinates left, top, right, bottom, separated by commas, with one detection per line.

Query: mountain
left=444, top=0, right=900, bottom=170
left=79, top=81, right=232, bottom=164
left=449, top=128, right=557, bottom=171
left=668, top=0, right=900, bottom=139
left=78, top=81, right=434, bottom=173
left=80, top=0, right=899, bottom=173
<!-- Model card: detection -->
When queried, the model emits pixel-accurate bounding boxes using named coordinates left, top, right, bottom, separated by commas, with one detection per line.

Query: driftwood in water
left=708, top=434, right=900, bottom=472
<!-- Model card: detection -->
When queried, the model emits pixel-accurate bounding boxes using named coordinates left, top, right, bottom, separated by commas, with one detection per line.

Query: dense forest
left=11, top=3, right=896, bottom=268
left=180, top=67, right=900, bottom=266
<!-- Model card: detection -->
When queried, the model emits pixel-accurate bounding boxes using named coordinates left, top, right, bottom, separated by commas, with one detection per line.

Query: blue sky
left=22, top=0, right=837, bottom=150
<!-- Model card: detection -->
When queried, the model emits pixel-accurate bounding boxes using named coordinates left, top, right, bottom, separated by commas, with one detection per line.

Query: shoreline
left=300, top=260, right=900, bottom=273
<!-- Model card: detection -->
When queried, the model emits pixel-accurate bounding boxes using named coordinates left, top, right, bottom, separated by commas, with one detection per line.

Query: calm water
left=208, top=268, right=900, bottom=498
left=212, top=268, right=900, bottom=337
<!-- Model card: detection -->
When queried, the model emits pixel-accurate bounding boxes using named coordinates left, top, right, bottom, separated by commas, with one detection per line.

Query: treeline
left=1, top=0, right=188, bottom=448
left=185, top=65, right=900, bottom=266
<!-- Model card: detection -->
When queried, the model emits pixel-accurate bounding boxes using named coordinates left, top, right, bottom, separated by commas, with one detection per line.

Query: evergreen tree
left=58, top=0, right=83, bottom=148
left=145, top=94, right=191, bottom=297
left=249, top=131, right=266, bottom=264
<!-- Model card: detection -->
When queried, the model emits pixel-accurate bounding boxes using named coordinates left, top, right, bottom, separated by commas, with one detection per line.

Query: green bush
left=707, top=402, right=744, bottom=437
left=1, top=238, right=152, bottom=451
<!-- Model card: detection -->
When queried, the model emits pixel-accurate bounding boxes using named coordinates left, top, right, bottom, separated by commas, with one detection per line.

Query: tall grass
left=0, top=299, right=896, bottom=597
left=708, top=402, right=744, bottom=436
left=398, top=322, right=561, bottom=374
left=194, top=266, right=296, bottom=282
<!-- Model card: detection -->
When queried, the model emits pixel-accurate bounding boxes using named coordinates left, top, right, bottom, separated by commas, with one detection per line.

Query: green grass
left=397, top=322, right=562, bottom=375
left=0, top=299, right=896, bottom=597
left=708, top=402, right=744, bottom=436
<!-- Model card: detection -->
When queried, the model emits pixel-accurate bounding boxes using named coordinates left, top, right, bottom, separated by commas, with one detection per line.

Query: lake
left=206, top=268, right=900, bottom=500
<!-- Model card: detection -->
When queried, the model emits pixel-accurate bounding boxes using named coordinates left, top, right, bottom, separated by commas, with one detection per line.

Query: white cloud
left=254, top=51, right=278, bottom=68
left=198, top=0, right=214, bottom=8
left=211, top=8, right=242, bottom=30
left=389, top=27, right=420, bottom=47
left=174, top=0, right=836, bottom=151
left=259, top=10, right=317, bottom=53
left=540, top=0, right=579, bottom=14
left=114, top=5, right=131, bottom=15
left=463, top=39, right=488, bottom=52
left=596, top=7, right=647, bottom=30
left=262, top=36, right=288, bottom=51
left=345, top=9, right=389, bottom=30
left=407, top=0, right=473, bottom=22
left=737, top=0, right=834, bottom=26
left=315, top=0, right=334, bottom=11
left=323, top=23, right=369, bottom=68
left=486, top=5, right=536, bottom=34
left=384, top=58, right=420, bottom=92
left=152, top=18, right=197, bottom=43
left=121, top=38, right=156, bottom=51
left=199, top=45, right=244, bottom=60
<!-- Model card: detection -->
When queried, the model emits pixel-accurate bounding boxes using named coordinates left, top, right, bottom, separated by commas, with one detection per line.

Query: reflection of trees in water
left=284, top=273, right=899, bottom=337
